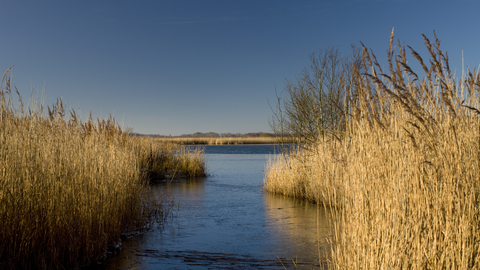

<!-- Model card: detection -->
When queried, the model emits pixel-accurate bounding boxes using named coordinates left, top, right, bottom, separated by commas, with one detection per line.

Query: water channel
left=90, top=144, right=331, bottom=269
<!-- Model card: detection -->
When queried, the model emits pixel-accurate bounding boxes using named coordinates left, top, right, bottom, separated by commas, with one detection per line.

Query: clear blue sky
left=1, top=0, right=479, bottom=135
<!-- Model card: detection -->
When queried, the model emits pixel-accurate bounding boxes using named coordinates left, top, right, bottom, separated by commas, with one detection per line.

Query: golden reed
left=0, top=70, right=205, bottom=269
left=265, top=30, right=480, bottom=269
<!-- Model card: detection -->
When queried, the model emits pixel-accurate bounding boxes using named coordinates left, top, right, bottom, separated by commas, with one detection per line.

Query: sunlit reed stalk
left=264, top=30, right=480, bottom=269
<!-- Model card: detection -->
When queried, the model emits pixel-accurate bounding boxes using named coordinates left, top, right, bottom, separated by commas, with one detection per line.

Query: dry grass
left=0, top=71, right=205, bottom=269
left=264, top=30, right=480, bottom=269
left=136, top=137, right=206, bottom=181
left=152, top=136, right=285, bottom=145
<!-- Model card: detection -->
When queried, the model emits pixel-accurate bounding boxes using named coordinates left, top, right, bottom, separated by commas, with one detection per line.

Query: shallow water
left=89, top=145, right=330, bottom=269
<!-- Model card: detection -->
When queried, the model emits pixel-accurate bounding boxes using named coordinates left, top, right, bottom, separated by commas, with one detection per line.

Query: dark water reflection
left=88, top=145, right=330, bottom=270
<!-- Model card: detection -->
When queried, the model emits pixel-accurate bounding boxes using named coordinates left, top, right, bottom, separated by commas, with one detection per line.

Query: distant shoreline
left=149, top=136, right=293, bottom=145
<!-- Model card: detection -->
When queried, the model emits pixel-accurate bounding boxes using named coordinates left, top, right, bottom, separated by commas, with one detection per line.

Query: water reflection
left=85, top=145, right=331, bottom=270
left=155, top=178, right=206, bottom=206
left=263, top=193, right=331, bottom=267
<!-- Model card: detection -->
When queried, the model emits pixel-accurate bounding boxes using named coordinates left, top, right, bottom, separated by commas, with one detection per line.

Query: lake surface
left=89, top=145, right=330, bottom=269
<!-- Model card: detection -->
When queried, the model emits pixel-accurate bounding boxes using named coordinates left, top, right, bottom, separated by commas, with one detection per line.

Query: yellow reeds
left=135, top=137, right=206, bottom=180
left=0, top=71, right=205, bottom=269
left=264, top=30, right=480, bottom=269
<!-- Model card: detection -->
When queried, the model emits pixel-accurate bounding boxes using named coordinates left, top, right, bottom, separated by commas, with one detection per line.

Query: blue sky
left=1, top=0, right=479, bottom=135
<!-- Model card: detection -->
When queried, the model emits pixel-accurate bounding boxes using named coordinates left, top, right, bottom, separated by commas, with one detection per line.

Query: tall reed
left=0, top=69, right=203, bottom=269
left=264, top=30, right=480, bottom=269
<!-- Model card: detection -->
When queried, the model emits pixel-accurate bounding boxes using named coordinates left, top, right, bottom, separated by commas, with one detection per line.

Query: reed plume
left=265, top=30, right=480, bottom=269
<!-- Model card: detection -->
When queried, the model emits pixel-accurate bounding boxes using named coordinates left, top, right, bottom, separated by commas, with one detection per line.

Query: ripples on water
left=86, top=144, right=330, bottom=270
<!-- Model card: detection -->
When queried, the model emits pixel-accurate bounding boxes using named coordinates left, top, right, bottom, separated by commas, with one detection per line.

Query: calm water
left=89, top=145, right=330, bottom=270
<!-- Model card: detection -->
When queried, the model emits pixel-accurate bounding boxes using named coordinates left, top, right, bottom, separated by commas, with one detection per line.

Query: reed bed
left=152, top=136, right=285, bottom=145
left=264, top=30, right=480, bottom=269
left=0, top=70, right=205, bottom=269
left=136, top=137, right=206, bottom=180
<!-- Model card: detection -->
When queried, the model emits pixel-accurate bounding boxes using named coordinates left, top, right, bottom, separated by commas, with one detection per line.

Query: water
left=89, top=145, right=330, bottom=269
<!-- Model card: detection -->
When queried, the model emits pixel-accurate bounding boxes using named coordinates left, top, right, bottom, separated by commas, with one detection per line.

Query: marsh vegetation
left=265, top=30, right=480, bottom=269
left=5, top=28, right=480, bottom=269
left=0, top=69, right=206, bottom=269
left=137, top=138, right=206, bottom=180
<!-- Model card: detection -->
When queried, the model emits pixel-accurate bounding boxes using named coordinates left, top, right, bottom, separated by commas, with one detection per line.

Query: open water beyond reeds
left=88, top=145, right=330, bottom=269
